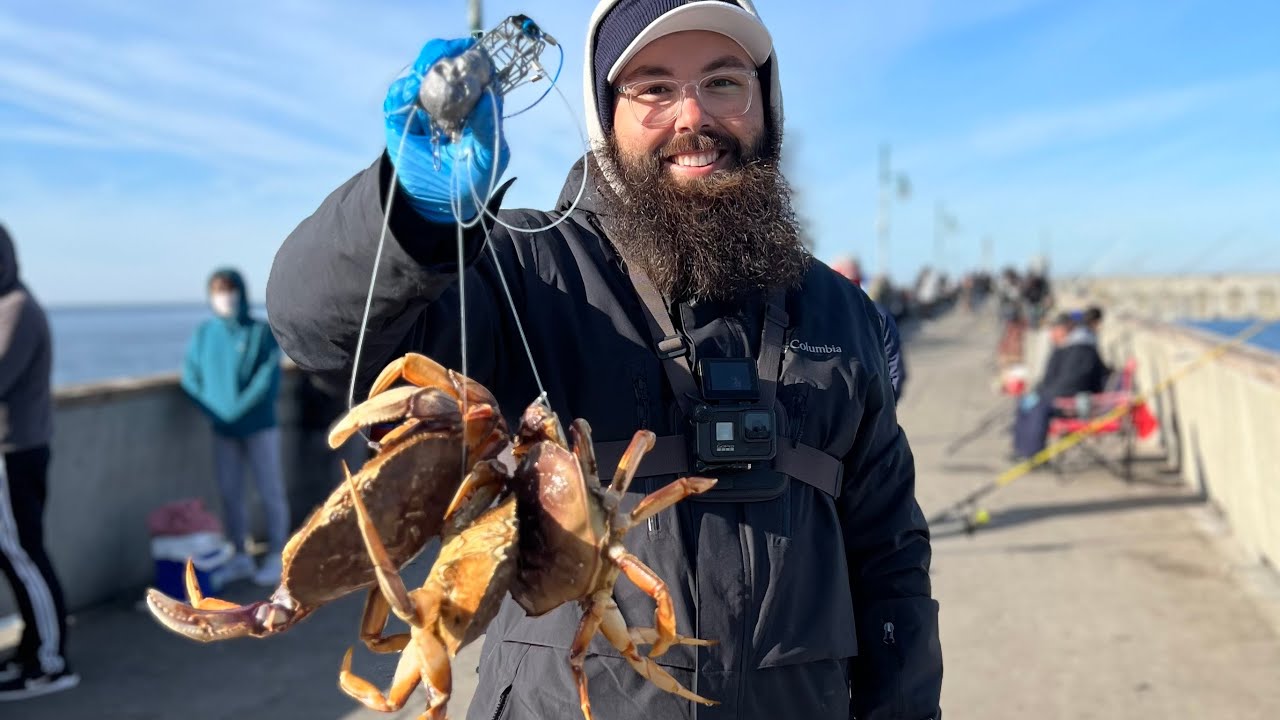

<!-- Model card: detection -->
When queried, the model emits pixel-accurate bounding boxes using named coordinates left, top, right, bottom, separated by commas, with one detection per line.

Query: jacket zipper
left=488, top=685, right=511, bottom=720
left=633, top=372, right=662, bottom=535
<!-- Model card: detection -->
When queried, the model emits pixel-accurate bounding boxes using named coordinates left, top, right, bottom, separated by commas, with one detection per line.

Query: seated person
left=1012, top=312, right=1111, bottom=459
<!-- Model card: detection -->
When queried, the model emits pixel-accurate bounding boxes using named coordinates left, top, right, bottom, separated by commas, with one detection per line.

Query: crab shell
left=431, top=493, right=521, bottom=654
left=507, top=413, right=609, bottom=617
left=283, top=426, right=500, bottom=607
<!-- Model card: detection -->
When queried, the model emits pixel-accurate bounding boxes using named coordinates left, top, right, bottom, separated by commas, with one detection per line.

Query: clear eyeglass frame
left=615, top=69, right=758, bottom=128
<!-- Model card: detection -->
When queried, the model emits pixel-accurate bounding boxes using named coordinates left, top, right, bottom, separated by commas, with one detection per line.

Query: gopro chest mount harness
left=589, top=254, right=844, bottom=503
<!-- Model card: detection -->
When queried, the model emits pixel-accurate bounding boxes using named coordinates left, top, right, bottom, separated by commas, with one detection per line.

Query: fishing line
left=348, top=16, right=566, bottom=457
left=468, top=78, right=590, bottom=235
left=346, top=109, right=416, bottom=449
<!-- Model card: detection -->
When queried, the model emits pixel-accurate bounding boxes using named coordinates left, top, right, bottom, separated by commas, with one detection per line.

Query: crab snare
left=349, top=13, right=588, bottom=453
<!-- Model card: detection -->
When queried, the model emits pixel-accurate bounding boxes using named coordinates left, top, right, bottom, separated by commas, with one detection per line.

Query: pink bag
left=146, top=498, right=223, bottom=538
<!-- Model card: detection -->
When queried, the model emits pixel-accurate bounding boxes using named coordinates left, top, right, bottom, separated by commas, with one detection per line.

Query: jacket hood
left=582, top=0, right=784, bottom=189
left=555, top=154, right=605, bottom=215
left=1064, top=326, right=1098, bottom=347
left=209, top=266, right=251, bottom=320
left=0, top=224, right=17, bottom=294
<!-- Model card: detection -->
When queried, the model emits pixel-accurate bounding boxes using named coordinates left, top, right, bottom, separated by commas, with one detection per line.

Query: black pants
left=0, top=447, right=69, bottom=674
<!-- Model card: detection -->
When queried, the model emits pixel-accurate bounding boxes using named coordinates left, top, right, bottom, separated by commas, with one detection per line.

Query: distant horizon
left=39, top=268, right=1280, bottom=310
left=45, top=299, right=269, bottom=311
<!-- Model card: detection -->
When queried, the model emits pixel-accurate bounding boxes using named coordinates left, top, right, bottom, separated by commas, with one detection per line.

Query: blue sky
left=2, top=0, right=1277, bottom=305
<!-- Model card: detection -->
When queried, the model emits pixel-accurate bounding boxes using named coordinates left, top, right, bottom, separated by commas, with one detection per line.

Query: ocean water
left=47, top=303, right=270, bottom=389
left=41, top=306, right=1280, bottom=390
left=1182, top=319, right=1280, bottom=354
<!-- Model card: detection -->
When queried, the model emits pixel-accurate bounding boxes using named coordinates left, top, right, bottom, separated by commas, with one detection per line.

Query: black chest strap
left=593, top=436, right=843, bottom=499
left=600, top=262, right=842, bottom=499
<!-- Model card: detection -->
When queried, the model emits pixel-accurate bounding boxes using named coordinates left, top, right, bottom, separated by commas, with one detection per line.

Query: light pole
left=933, top=201, right=959, bottom=269
left=469, top=0, right=483, bottom=34
left=875, top=143, right=910, bottom=282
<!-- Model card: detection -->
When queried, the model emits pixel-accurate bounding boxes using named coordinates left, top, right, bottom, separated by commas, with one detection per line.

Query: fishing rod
left=929, top=316, right=1278, bottom=533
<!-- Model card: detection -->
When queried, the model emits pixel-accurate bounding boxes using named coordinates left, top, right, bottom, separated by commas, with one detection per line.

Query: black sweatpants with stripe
left=0, top=447, right=69, bottom=675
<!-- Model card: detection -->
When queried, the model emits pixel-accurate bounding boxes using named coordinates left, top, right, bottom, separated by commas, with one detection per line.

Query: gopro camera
left=691, top=358, right=777, bottom=471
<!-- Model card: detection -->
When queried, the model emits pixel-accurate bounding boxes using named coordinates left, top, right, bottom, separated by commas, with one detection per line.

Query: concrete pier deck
left=8, top=311, right=1280, bottom=719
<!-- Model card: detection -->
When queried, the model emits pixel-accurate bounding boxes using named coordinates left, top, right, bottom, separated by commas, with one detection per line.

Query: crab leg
left=605, top=430, right=657, bottom=498
left=627, top=477, right=717, bottom=526
left=627, top=627, right=715, bottom=648
left=343, top=462, right=418, bottom=623
left=569, top=419, right=600, bottom=484
left=328, top=386, right=462, bottom=448
left=342, top=462, right=465, bottom=719
left=357, top=588, right=410, bottom=654
left=443, top=458, right=509, bottom=523
left=414, top=624, right=455, bottom=720
left=371, top=352, right=497, bottom=408
left=595, top=594, right=718, bottom=708
left=568, top=595, right=607, bottom=720
left=183, top=559, right=238, bottom=610
left=145, top=560, right=303, bottom=642
left=339, top=645, right=422, bottom=711
left=610, top=548, right=684, bottom=659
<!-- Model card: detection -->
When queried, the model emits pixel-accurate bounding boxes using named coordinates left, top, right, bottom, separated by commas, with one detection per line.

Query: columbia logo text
left=789, top=339, right=843, bottom=354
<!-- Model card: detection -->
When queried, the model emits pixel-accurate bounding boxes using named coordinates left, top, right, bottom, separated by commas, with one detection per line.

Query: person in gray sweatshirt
left=0, top=223, right=79, bottom=701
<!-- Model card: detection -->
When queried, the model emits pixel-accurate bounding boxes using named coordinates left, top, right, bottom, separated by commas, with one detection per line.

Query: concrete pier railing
left=0, top=367, right=359, bottom=616
left=1061, top=274, right=1280, bottom=322
left=1101, top=316, right=1279, bottom=569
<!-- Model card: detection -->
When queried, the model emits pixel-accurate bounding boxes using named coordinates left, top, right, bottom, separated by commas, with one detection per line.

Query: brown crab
left=144, top=353, right=508, bottom=646
left=338, top=456, right=518, bottom=720
left=508, top=402, right=721, bottom=720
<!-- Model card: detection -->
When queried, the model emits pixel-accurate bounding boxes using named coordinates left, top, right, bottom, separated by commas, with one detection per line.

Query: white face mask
left=210, top=290, right=238, bottom=318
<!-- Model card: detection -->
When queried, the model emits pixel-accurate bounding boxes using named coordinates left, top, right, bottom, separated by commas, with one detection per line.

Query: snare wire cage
left=415, top=14, right=561, bottom=142
left=477, top=14, right=558, bottom=95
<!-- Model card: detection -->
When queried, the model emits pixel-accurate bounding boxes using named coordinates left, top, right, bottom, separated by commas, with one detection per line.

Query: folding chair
left=1047, top=358, right=1139, bottom=481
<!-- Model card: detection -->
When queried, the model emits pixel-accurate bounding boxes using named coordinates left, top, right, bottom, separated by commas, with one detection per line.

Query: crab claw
left=371, top=353, right=498, bottom=408
left=328, top=386, right=463, bottom=449
left=145, top=590, right=284, bottom=642
left=145, top=560, right=305, bottom=642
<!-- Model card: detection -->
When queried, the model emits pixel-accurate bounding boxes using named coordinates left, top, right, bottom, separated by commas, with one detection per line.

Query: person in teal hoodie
left=180, top=268, right=290, bottom=587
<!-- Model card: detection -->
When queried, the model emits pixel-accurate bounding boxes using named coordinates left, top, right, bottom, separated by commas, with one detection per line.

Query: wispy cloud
left=2, top=0, right=1277, bottom=302
left=965, top=73, right=1278, bottom=157
left=0, top=11, right=371, bottom=172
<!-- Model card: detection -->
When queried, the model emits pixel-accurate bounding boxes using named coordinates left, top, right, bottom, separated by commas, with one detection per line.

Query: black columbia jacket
left=267, top=155, right=942, bottom=720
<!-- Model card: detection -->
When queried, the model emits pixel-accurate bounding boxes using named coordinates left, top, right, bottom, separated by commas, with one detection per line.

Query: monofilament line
left=346, top=109, right=416, bottom=449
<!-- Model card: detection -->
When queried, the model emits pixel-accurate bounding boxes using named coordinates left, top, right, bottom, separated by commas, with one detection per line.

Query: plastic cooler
left=151, top=531, right=235, bottom=599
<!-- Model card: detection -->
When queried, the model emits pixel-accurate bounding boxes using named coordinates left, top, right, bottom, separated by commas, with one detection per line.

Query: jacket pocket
left=750, top=483, right=859, bottom=668
left=849, top=597, right=943, bottom=720
left=472, top=639, right=530, bottom=720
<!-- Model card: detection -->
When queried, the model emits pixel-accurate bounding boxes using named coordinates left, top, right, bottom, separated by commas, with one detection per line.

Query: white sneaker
left=212, top=554, right=256, bottom=586
left=252, top=554, right=283, bottom=587
left=0, top=668, right=80, bottom=701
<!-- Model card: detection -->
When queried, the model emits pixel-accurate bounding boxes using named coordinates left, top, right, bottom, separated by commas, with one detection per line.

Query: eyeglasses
left=615, top=69, right=758, bottom=128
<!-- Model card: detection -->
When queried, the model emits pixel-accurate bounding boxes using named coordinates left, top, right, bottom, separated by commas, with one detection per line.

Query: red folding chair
left=1047, top=358, right=1144, bottom=481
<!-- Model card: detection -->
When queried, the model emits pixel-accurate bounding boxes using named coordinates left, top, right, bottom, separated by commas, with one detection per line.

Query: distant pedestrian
left=832, top=257, right=907, bottom=401
left=180, top=268, right=290, bottom=587
left=0, top=223, right=80, bottom=701
left=1011, top=312, right=1110, bottom=459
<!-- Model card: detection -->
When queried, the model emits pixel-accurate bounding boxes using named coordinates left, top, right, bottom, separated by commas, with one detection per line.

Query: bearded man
left=268, top=2, right=942, bottom=718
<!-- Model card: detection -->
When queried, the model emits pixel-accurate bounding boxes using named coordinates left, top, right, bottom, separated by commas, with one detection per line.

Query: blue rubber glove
left=384, top=38, right=512, bottom=223
left=1019, top=391, right=1040, bottom=411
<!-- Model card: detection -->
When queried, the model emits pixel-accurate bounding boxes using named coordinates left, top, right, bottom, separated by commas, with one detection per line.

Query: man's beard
left=596, top=128, right=809, bottom=303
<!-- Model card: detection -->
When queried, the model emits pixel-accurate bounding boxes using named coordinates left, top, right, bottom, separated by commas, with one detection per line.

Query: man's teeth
left=671, top=151, right=718, bottom=168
